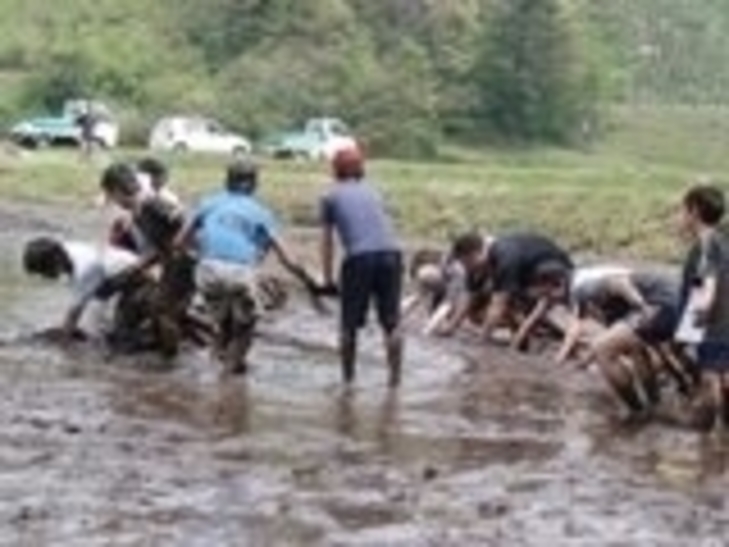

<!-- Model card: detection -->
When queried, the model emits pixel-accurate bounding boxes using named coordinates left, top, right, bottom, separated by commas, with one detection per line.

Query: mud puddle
left=0, top=201, right=727, bottom=546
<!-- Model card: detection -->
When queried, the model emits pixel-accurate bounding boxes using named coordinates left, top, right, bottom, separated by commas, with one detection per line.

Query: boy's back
left=321, top=181, right=398, bottom=257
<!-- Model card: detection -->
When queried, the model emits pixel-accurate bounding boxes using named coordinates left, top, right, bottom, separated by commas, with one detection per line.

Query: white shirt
left=63, top=242, right=139, bottom=309
left=570, top=265, right=631, bottom=310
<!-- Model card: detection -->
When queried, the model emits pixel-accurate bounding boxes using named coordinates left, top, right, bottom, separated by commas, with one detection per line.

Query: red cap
left=331, top=146, right=364, bottom=180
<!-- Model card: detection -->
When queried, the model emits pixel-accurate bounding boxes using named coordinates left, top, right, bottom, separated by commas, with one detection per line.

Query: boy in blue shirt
left=178, top=161, right=317, bottom=376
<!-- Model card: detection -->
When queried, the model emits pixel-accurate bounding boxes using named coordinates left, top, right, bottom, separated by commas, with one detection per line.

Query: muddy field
left=0, top=201, right=727, bottom=546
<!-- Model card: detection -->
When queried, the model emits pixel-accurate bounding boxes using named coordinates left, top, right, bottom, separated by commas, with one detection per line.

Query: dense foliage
left=0, top=0, right=725, bottom=154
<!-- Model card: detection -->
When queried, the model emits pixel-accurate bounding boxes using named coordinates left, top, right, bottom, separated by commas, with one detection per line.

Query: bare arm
left=61, top=303, right=85, bottom=336
left=482, top=292, right=510, bottom=341
left=555, top=313, right=585, bottom=364
left=321, top=224, right=336, bottom=286
left=401, top=293, right=424, bottom=320
left=695, top=275, right=718, bottom=324
left=511, top=297, right=550, bottom=350
left=436, top=295, right=471, bottom=336
left=423, top=301, right=455, bottom=336
left=607, top=275, right=650, bottom=313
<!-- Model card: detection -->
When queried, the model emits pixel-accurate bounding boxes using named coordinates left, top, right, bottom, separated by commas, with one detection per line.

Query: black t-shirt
left=682, top=231, right=729, bottom=342
left=486, top=233, right=573, bottom=296
left=134, top=197, right=184, bottom=253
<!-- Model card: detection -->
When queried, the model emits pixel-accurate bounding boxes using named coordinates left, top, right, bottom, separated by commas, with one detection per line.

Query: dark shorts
left=697, top=342, right=729, bottom=372
left=624, top=304, right=678, bottom=345
left=341, top=251, right=403, bottom=333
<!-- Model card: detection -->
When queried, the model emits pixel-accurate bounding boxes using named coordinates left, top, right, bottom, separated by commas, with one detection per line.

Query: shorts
left=196, top=259, right=265, bottom=345
left=623, top=304, right=678, bottom=345
left=697, top=341, right=729, bottom=372
left=341, top=251, right=403, bottom=333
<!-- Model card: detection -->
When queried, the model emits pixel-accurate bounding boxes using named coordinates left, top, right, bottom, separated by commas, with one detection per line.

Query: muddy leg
left=385, top=327, right=404, bottom=388
left=631, top=345, right=660, bottom=407
left=222, top=293, right=257, bottom=376
left=593, top=326, right=645, bottom=415
left=341, top=330, right=358, bottom=384
left=690, top=374, right=720, bottom=433
left=657, top=343, right=697, bottom=397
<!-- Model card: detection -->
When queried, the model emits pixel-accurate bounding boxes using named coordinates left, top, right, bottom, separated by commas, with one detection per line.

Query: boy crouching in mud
left=401, top=248, right=470, bottom=336
left=22, top=237, right=143, bottom=343
left=536, top=264, right=684, bottom=418
left=677, top=184, right=729, bottom=431
left=99, top=162, right=200, bottom=358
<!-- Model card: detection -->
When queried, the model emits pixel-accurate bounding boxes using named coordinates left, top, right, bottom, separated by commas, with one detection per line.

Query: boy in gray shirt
left=320, top=148, right=404, bottom=387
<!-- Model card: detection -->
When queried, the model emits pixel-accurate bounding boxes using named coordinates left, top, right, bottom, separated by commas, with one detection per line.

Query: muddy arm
left=481, top=292, right=510, bottom=341
left=555, top=314, right=585, bottom=364
left=511, top=297, right=550, bottom=351
left=320, top=225, right=336, bottom=287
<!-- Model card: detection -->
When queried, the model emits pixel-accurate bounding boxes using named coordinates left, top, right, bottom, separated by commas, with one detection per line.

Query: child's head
left=451, top=232, right=486, bottom=272
left=137, top=157, right=169, bottom=191
left=100, top=162, right=141, bottom=210
left=23, top=237, right=71, bottom=279
left=681, top=184, right=725, bottom=234
left=332, top=147, right=364, bottom=181
left=226, top=160, right=258, bottom=194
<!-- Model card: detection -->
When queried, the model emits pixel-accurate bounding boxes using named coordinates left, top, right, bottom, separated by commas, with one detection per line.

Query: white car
left=148, top=116, right=251, bottom=155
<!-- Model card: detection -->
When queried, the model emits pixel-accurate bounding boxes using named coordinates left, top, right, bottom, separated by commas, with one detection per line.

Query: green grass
left=0, top=105, right=726, bottom=263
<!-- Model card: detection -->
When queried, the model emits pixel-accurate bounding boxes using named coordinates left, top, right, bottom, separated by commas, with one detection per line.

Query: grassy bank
left=0, top=106, right=727, bottom=263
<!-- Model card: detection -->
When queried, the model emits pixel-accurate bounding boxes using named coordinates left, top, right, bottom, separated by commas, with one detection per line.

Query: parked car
left=10, top=100, right=119, bottom=149
left=149, top=116, right=251, bottom=155
left=260, top=117, right=358, bottom=160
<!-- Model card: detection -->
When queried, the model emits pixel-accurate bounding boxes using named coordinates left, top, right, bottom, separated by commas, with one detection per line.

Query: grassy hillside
left=0, top=105, right=725, bottom=262
left=0, top=0, right=727, bottom=153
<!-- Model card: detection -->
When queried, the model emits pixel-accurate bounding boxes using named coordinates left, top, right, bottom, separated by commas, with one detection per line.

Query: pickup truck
left=10, top=100, right=120, bottom=149
left=260, top=118, right=358, bottom=160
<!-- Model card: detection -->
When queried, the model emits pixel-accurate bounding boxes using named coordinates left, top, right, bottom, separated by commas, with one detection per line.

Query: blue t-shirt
left=321, top=180, right=399, bottom=257
left=192, top=191, right=277, bottom=265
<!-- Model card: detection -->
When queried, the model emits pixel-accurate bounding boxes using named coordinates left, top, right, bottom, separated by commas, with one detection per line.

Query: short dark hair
left=23, top=237, right=70, bottom=279
left=451, top=232, right=485, bottom=259
left=226, top=160, right=258, bottom=193
left=683, top=184, right=726, bottom=226
left=100, top=162, right=140, bottom=196
left=137, top=157, right=168, bottom=188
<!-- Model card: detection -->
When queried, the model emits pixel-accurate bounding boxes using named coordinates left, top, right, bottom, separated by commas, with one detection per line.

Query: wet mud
left=0, top=202, right=727, bottom=546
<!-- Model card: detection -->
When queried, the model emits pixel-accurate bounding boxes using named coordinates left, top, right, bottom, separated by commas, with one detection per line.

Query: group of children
left=404, top=184, right=729, bottom=430
left=22, top=148, right=403, bottom=386
left=19, top=149, right=729, bottom=430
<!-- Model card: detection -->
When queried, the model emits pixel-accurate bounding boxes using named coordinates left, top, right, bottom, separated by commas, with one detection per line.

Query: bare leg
left=630, top=345, right=660, bottom=407
left=592, top=325, right=646, bottom=415
left=341, top=330, right=358, bottom=385
left=385, top=327, right=404, bottom=388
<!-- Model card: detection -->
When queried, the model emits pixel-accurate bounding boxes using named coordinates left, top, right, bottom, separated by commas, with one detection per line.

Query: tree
left=473, top=0, right=596, bottom=144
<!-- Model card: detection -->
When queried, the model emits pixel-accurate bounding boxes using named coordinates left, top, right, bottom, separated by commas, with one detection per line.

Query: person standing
left=677, top=184, right=729, bottom=430
left=319, top=148, right=404, bottom=387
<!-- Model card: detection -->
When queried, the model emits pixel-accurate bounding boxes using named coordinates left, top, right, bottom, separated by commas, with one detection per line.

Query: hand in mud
left=313, top=283, right=339, bottom=298
left=574, top=351, right=594, bottom=371
left=41, top=327, right=88, bottom=346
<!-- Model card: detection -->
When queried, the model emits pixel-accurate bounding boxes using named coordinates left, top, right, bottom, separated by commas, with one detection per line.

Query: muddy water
left=0, top=203, right=728, bottom=546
